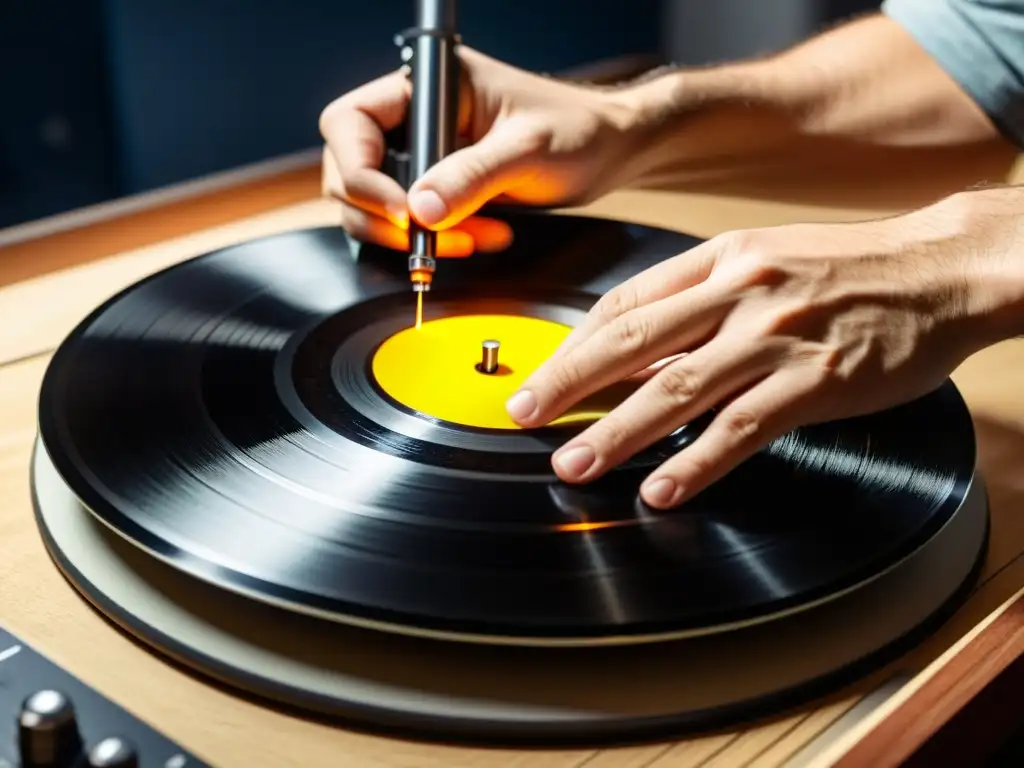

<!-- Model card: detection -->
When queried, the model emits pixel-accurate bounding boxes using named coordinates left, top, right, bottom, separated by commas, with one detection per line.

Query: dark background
left=0, top=0, right=881, bottom=230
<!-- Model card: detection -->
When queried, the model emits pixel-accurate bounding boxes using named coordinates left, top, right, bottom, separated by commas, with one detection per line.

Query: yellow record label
left=371, top=314, right=613, bottom=430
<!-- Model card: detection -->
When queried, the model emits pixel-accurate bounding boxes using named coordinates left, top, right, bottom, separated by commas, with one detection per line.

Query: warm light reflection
left=545, top=486, right=627, bottom=623
left=555, top=520, right=635, bottom=532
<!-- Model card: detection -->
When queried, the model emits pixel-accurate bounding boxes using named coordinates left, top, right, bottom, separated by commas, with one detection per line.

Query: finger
left=454, top=216, right=515, bottom=253
left=320, top=70, right=409, bottom=169
left=550, top=338, right=781, bottom=484
left=638, top=367, right=818, bottom=509
left=322, top=145, right=405, bottom=225
left=337, top=164, right=412, bottom=228
left=320, top=71, right=412, bottom=227
left=339, top=203, right=511, bottom=255
left=509, top=282, right=732, bottom=427
left=339, top=203, right=476, bottom=257
left=407, top=119, right=546, bottom=230
left=544, top=239, right=721, bottom=366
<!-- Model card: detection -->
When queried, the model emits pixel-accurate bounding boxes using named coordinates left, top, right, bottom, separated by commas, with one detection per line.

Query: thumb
left=408, top=122, right=541, bottom=230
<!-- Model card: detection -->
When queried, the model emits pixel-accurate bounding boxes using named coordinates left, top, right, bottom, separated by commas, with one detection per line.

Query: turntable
left=27, top=202, right=988, bottom=745
left=6, top=0, right=1020, bottom=763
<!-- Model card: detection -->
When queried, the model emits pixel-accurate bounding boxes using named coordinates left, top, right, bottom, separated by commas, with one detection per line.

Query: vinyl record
left=36, top=212, right=978, bottom=646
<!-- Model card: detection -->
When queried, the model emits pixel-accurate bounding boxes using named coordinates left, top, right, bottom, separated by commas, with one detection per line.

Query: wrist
left=918, top=187, right=1024, bottom=346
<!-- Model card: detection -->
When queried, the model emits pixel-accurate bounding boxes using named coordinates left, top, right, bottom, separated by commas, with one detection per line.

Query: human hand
left=505, top=192, right=1022, bottom=508
left=319, top=47, right=649, bottom=257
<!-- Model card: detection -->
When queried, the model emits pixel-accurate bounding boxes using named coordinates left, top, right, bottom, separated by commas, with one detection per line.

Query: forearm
left=616, top=14, right=1015, bottom=191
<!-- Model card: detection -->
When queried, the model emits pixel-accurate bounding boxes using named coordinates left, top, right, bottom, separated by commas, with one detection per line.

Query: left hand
left=505, top=195, right=1007, bottom=508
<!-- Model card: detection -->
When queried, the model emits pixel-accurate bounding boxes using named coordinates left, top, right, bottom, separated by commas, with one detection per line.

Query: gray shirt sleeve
left=882, top=0, right=1024, bottom=147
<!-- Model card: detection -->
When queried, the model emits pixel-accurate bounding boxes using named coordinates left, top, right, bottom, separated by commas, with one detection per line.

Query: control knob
left=17, top=689, right=83, bottom=766
left=87, top=737, right=139, bottom=767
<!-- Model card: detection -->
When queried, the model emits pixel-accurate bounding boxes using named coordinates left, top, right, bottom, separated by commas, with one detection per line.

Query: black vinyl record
left=36, top=212, right=977, bottom=645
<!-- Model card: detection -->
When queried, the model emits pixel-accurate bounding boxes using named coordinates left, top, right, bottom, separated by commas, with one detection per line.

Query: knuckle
left=511, top=122, right=550, bottom=155
left=546, top=356, right=584, bottom=399
left=352, top=135, right=381, bottom=165
left=811, top=345, right=847, bottom=384
left=741, top=253, right=784, bottom=288
left=759, top=303, right=804, bottom=337
left=457, top=152, right=492, bottom=188
left=592, top=285, right=635, bottom=325
left=715, top=230, right=783, bottom=288
left=655, top=365, right=701, bottom=404
left=718, top=229, right=771, bottom=268
left=716, top=228, right=758, bottom=256
left=608, top=314, right=651, bottom=356
left=721, top=408, right=761, bottom=443
left=318, top=98, right=348, bottom=137
left=339, top=205, right=369, bottom=237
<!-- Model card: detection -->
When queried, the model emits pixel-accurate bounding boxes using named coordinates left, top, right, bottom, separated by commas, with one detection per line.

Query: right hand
left=319, top=47, right=648, bottom=257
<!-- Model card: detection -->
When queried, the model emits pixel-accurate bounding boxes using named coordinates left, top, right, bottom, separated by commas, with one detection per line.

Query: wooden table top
left=4, top=150, right=1024, bottom=767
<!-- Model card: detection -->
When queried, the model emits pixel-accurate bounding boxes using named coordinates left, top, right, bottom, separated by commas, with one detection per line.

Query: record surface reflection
left=37, top=213, right=977, bottom=645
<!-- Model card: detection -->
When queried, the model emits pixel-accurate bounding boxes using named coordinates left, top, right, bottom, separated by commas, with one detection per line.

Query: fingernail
left=506, top=390, right=537, bottom=421
left=553, top=445, right=596, bottom=479
left=408, top=190, right=448, bottom=226
left=642, top=477, right=680, bottom=508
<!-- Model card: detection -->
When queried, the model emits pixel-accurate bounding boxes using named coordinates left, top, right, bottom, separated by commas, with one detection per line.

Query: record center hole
left=475, top=363, right=512, bottom=376
left=371, top=314, right=632, bottom=430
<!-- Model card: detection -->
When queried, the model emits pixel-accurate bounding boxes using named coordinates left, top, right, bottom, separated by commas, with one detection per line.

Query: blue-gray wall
left=0, top=0, right=661, bottom=228
left=0, top=0, right=116, bottom=227
left=104, top=0, right=661, bottom=194
left=663, top=0, right=879, bottom=65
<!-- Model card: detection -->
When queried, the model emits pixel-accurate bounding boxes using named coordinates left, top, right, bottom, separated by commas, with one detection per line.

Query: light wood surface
left=5, top=155, right=1024, bottom=767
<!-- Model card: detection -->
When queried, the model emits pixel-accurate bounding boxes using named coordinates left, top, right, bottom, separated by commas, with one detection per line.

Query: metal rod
left=406, top=0, right=459, bottom=291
